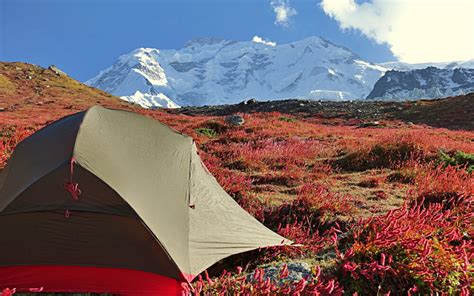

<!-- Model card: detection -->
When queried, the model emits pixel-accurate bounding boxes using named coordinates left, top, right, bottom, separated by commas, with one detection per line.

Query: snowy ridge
left=86, top=37, right=388, bottom=108
left=367, top=67, right=474, bottom=101
left=379, top=59, right=474, bottom=71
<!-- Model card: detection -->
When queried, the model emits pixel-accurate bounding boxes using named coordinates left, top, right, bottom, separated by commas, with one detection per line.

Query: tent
left=0, top=106, right=290, bottom=295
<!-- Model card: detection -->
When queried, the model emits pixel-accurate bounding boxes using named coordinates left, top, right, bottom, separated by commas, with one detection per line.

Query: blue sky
left=0, top=0, right=417, bottom=81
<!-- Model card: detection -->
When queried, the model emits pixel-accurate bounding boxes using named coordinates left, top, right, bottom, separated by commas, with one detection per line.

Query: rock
left=0, top=108, right=5, bottom=112
left=250, top=261, right=313, bottom=284
left=315, top=250, right=338, bottom=261
left=241, top=98, right=258, bottom=105
left=225, top=114, right=245, bottom=126
left=48, top=65, right=66, bottom=76
left=357, top=121, right=382, bottom=128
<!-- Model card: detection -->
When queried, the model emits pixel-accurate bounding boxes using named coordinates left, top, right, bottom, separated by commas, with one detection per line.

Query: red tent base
left=0, top=265, right=183, bottom=295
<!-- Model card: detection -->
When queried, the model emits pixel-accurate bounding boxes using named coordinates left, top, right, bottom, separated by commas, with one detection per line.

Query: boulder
left=357, top=121, right=382, bottom=128
left=225, top=114, right=245, bottom=126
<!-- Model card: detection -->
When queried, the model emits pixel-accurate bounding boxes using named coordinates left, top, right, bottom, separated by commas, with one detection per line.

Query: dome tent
left=0, top=106, right=290, bottom=295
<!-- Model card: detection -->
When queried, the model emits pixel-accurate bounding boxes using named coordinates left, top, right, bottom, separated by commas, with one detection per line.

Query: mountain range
left=1, top=61, right=472, bottom=130
left=86, top=37, right=474, bottom=108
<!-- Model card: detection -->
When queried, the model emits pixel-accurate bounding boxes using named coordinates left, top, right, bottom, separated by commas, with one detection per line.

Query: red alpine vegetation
left=0, top=63, right=472, bottom=294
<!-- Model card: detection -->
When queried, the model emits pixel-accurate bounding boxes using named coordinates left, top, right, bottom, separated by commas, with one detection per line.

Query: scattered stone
left=48, top=65, right=66, bottom=76
left=0, top=108, right=5, bottom=112
left=225, top=114, right=245, bottom=126
left=171, top=96, right=472, bottom=130
left=27, top=75, right=33, bottom=80
left=250, top=261, right=312, bottom=284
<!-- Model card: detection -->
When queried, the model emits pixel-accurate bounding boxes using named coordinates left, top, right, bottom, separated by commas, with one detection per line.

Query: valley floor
left=0, top=62, right=473, bottom=295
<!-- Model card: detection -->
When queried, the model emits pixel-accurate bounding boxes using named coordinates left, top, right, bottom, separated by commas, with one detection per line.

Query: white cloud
left=320, top=0, right=474, bottom=63
left=271, top=0, right=297, bottom=27
left=252, top=35, right=277, bottom=46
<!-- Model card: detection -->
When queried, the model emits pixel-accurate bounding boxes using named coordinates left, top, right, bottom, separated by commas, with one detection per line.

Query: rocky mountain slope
left=367, top=67, right=474, bottom=100
left=86, top=37, right=387, bottom=108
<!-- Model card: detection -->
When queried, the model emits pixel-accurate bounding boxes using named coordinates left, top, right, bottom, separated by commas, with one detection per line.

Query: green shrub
left=437, top=150, right=474, bottom=173
left=195, top=127, right=218, bottom=138
left=279, top=116, right=296, bottom=123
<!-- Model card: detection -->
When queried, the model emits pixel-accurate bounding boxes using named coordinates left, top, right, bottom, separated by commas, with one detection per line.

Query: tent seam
left=186, top=140, right=194, bottom=277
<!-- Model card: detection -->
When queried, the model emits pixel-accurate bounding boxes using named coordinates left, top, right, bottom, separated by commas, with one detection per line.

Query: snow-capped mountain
left=86, top=37, right=387, bottom=108
left=367, top=67, right=474, bottom=101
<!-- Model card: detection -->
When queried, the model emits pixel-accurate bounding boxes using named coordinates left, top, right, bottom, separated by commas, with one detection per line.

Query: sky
left=1, top=0, right=473, bottom=82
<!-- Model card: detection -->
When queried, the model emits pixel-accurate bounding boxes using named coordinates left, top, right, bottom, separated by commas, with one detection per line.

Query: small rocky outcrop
left=241, top=98, right=258, bottom=105
left=249, top=261, right=313, bottom=284
left=48, top=65, right=66, bottom=76
left=225, top=114, right=245, bottom=126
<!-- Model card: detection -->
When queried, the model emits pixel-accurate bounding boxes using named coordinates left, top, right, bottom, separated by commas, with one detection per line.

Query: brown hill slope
left=0, top=62, right=138, bottom=126
left=396, top=93, right=474, bottom=130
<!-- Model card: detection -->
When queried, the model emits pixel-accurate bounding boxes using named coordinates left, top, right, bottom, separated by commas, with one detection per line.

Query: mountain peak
left=87, top=36, right=388, bottom=108
left=115, top=47, right=161, bottom=68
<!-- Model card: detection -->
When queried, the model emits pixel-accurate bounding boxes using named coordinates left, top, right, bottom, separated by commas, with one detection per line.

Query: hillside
left=171, top=93, right=474, bottom=130
left=0, top=62, right=139, bottom=126
left=396, top=93, right=474, bottom=130
left=0, top=62, right=473, bottom=295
